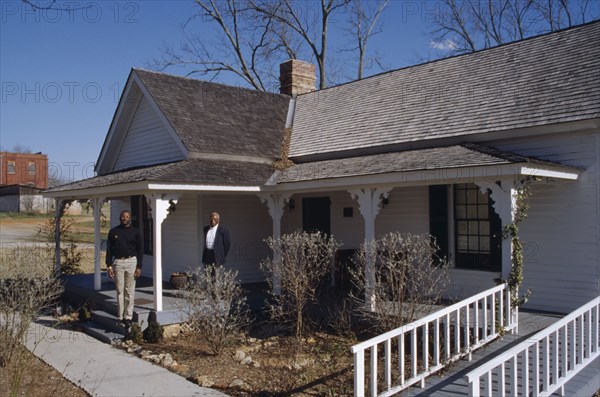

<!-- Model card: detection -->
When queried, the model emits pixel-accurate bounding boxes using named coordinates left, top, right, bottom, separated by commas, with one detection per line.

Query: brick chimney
left=279, top=59, right=316, bottom=96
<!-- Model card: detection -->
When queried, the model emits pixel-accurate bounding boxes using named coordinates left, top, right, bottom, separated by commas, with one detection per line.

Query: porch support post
left=147, top=193, right=180, bottom=312
left=348, top=187, right=392, bottom=310
left=92, top=197, right=105, bottom=291
left=258, top=192, right=291, bottom=294
left=54, top=199, right=68, bottom=276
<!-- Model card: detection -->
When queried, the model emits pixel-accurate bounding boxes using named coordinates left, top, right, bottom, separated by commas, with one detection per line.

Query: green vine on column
left=498, top=177, right=538, bottom=307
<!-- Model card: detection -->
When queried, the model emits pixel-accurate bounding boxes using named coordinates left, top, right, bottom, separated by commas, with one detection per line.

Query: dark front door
left=302, top=197, right=331, bottom=235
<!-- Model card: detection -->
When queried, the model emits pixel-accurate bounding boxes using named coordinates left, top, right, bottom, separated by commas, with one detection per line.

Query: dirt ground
left=133, top=330, right=357, bottom=396
left=0, top=348, right=89, bottom=397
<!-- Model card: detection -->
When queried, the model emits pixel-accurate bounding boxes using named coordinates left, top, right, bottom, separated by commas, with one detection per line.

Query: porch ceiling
left=274, top=144, right=581, bottom=185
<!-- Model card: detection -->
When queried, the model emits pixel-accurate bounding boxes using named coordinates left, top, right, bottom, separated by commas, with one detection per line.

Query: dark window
left=454, top=183, right=501, bottom=272
left=7, top=161, right=15, bottom=174
left=28, top=162, right=35, bottom=175
left=302, top=197, right=331, bottom=235
left=429, top=185, right=449, bottom=262
left=130, top=195, right=153, bottom=255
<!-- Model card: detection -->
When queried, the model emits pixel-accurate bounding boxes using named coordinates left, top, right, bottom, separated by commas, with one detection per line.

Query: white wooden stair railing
left=351, top=283, right=516, bottom=397
left=465, top=296, right=600, bottom=397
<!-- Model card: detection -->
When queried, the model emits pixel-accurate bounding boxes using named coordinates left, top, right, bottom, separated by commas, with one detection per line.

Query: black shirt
left=106, top=224, right=143, bottom=268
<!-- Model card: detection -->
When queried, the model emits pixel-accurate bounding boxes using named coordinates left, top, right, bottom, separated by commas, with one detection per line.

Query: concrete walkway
left=25, top=318, right=228, bottom=397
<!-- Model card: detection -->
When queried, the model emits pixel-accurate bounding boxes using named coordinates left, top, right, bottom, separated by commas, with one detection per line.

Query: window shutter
left=429, top=185, right=449, bottom=262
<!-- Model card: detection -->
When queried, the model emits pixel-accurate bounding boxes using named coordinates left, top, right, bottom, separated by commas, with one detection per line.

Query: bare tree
left=431, top=0, right=598, bottom=55
left=345, top=0, right=390, bottom=80
left=11, top=145, right=31, bottom=154
left=153, top=0, right=281, bottom=91
left=154, top=0, right=393, bottom=91
left=250, top=0, right=349, bottom=89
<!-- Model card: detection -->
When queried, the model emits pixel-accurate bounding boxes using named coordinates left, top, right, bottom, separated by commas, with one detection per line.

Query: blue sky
left=0, top=1, right=456, bottom=182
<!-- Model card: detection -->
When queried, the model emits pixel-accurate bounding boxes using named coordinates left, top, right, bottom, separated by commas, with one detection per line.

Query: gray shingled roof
left=276, top=144, right=579, bottom=183
left=47, top=160, right=276, bottom=192
left=134, top=69, right=290, bottom=159
left=290, top=22, right=600, bottom=159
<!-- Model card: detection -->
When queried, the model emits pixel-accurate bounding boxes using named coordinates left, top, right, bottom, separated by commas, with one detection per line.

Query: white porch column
left=258, top=192, right=291, bottom=294
left=147, top=193, right=179, bottom=312
left=476, top=180, right=517, bottom=279
left=92, top=197, right=105, bottom=291
left=348, top=187, right=392, bottom=309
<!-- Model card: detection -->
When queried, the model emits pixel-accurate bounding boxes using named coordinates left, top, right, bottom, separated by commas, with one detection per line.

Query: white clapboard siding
left=109, top=198, right=129, bottom=228
left=202, top=194, right=272, bottom=283
left=112, top=96, right=184, bottom=171
left=161, top=195, right=199, bottom=280
left=282, top=188, right=429, bottom=250
left=375, top=186, right=430, bottom=237
left=486, top=130, right=599, bottom=313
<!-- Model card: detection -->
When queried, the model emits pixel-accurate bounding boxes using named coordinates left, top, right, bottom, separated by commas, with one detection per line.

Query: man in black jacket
left=202, top=212, right=231, bottom=267
left=106, top=210, right=143, bottom=328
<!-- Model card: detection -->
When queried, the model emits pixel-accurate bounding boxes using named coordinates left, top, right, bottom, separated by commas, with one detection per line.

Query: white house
left=46, top=21, right=599, bottom=316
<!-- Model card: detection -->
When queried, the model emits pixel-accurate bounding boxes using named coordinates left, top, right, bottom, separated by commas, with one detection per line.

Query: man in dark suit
left=202, top=212, right=231, bottom=267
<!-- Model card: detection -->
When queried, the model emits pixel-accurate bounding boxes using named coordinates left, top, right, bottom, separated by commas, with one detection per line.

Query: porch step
left=79, top=321, right=124, bottom=345
left=91, top=310, right=134, bottom=333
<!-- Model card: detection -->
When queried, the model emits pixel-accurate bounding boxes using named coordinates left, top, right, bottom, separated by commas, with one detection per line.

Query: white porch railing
left=466, top=296, right=600, bottom=397
left=351, top=283, right=516, bottom=397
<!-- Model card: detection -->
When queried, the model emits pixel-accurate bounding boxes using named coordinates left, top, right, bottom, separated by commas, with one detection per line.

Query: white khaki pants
left=114, top=257, right=137, bottom=320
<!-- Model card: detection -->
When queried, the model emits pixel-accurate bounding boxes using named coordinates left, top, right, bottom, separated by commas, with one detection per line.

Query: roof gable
left=96, top=69, right=292, bottom=175
left=290, top=22, right=600, bottom=160
left=133, top=69, right=291, bottom=159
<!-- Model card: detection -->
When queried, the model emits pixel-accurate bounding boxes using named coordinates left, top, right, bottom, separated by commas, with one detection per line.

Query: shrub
left=143, top=312, right=164, bottom=343
left=261, top=231, right=340, bottom=339
left=0, top=274, right=63, bottom=367
left=351, top=232, right=450, bottom=332
left=182, top=266, right=250, bottom=355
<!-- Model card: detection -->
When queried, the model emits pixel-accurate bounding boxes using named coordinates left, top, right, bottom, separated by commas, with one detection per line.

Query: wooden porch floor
left=62, top=273, right=269, bottom=326
left=401, top=311, right=600, bottom=397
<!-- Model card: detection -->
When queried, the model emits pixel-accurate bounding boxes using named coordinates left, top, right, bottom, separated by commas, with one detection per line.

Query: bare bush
left=182, top=266, right=250, bottom=355
left=0, top=270, right=63, bottom=368
left=35, top=215, right=83, bottom=275
left=0, top=243, right=54, bottom=279
left=352, top=232, right=449, bottom=332
left=261, top=231, right=341, bottom=339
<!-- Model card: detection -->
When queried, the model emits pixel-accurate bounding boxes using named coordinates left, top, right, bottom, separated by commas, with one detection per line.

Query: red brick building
left=0, top=152, right=48, bottom=189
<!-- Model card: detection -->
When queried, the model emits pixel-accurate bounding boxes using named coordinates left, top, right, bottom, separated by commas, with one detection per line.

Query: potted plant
left=169, top=272, right=189, bottom=289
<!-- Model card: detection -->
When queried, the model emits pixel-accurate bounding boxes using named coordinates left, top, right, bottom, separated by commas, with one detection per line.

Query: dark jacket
left=202, top=224, right=231, bottom=265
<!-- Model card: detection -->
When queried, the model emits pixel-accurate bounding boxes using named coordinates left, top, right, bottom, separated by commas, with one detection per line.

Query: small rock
left=145, top=354, right=161, bottom=364
left=234, top=350, right=246, bottom=362
left=127, top=345, right=141, bottom=354
left=196, top=375, right=214, bottom=387
left=171, top=364, right=188, bottom=373
left=139, top=350, right=153, bottom=358
left=160, top=353, right=174, bottom=367
left=163, top=324, right=183, bottom=338
left=240, top=356, right=252, bottom=365
left=229, top=378, right=246, bottom=388
left=252, top=360, right=261, bottom=368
